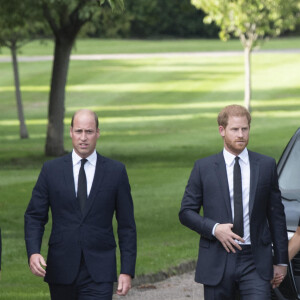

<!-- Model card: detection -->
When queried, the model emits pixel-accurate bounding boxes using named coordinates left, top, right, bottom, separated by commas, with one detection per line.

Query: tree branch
left=42, top=2, right=59, bottom=36
left=69, top=0, right=97, bottom=36
left=69, top=0, right=90, bottom=25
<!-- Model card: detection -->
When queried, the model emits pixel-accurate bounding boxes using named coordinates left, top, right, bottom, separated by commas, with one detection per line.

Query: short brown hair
left=217, top=104, right=251, bottom=128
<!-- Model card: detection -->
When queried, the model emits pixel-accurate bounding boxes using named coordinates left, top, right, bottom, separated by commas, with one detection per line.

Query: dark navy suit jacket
left=179, top=150, right=288, bottom=286
left=25, top=152, right=136, bottom=284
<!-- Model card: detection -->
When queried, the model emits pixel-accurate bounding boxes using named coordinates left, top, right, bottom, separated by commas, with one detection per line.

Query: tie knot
left=81, top=158, right=87, bottom=167
left=235, top=156, right=240, bottom=162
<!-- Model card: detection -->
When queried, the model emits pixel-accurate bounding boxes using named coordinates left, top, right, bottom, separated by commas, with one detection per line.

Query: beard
left=224, top=136, right=249, bottom=155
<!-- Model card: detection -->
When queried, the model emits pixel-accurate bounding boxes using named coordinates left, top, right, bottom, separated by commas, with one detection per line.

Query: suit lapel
left=83, top=153, right=106, bottom=219
left=214, top=152, right=232, bottom=221
left=63, top=153, right=82, bottom=219
left=249, top=151, right=259, bottom=219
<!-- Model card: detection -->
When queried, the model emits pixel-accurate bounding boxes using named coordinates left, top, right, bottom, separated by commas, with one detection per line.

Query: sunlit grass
left=253, top=111, right=300, bottom=117
left=3, top=107, right=300, bottom=128
left=0, top=86, right=50, bottom=92
left=0, top=39, right=300, bottom=299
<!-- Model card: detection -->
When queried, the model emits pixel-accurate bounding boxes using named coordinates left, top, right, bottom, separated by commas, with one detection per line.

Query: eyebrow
left=74, top=128, right=95, bottom=131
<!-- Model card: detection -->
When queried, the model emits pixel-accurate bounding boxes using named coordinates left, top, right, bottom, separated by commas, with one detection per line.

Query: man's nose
left=80, top=132, right=87, bottom=140
left=237, top=129, right=243, bottom=137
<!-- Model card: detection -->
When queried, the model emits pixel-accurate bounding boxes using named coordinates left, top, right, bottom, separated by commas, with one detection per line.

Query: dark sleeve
left=24, top=164, right=50, bottom=259
left=298, top=217, right=300, bottom=227
left=179, top=161, right=216, bottom=240
left=267, top=159, right=288, bottom=265
left=116, top=166, right=137, bottom=278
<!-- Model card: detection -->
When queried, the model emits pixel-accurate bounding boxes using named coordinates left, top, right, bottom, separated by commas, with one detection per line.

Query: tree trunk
left=244, top=46, right=251, bottom=112
left=45, top=37, right=74, bottom=156
left=11, top=44, right=29, bottom=139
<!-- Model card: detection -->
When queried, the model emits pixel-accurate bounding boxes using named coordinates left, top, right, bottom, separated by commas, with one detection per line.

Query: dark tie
left=233, top=156, right=244, bottom=237
left=77, top=158, right=88, bottom=213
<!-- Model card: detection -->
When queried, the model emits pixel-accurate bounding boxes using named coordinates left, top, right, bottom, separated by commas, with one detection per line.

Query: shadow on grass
left=1, top=154, right=57, bottom=170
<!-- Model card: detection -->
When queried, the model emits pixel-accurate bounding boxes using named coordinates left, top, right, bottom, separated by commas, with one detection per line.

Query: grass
left=0, top=37, right=300, bottom=56
left=0, top=38, right=300, bottom=298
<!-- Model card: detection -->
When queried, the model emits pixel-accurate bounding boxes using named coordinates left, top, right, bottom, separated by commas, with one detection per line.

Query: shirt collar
left=223, top=147, right=249, bottom=167
left=72, top=149, right=97, bottom=166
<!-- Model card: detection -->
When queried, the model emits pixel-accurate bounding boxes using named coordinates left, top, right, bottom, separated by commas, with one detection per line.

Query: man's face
left=219, top=115, right=250, bottom=156
left=70, top=112, right=100, bottom=158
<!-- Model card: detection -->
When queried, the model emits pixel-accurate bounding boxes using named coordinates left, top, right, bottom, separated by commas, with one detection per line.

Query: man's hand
left=29, top=254, right=47, bottom=277
left=214, top=223, right=245, bottom=253
left=271, top=265, right=287, bottom=289
left=117, top=274, right=132, bottom=296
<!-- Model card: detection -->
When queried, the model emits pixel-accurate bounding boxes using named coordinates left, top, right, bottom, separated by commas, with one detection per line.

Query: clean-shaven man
left=25, top=109, right=136, bottom=300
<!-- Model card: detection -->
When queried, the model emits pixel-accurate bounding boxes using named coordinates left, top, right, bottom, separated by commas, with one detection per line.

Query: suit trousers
left=49, top=255, right=113, bottom=300
left=204, top=245, right=271, bottom=300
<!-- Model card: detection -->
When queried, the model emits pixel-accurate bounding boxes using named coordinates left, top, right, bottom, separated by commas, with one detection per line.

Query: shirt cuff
left=212, top=223, right=219, bottom=236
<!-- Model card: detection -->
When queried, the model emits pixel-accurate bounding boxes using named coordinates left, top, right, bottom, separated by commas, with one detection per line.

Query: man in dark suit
left=25, top=109, right=136, bottom=300
left=179, top=105, right=288, bottom=299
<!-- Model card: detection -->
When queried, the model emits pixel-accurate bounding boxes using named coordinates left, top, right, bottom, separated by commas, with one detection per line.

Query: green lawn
left=0, top=38, right=300, bottom=298
left=1, top=37, right=300, bottom=56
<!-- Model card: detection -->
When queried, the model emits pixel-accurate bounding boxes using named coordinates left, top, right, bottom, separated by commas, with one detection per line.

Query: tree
left=36, top=0, right=124, bottom=156
left=191, top=0, right=300, bottom=110
left=80, top=2, right=131, bottom=38
left=0, top=0, right=40, bottom=139
left=80, top=0, right=219, bottom=39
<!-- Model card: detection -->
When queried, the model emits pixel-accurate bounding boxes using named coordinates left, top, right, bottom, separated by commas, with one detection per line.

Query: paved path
left=113, top=272, right=204, bottom=300
left=0, top=49, right=299, bottom=63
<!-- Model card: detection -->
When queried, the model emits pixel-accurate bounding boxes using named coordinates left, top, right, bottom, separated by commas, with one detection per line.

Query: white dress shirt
left=212, top=148, right=251, bottom=244
left=213, top=148, right=287, bottom=265
left=223, top=148, right=251, bottom=244
left=72, top=150, right=97, bottom=197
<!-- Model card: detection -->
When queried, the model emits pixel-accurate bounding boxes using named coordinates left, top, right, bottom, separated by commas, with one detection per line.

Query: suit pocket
left=199, top=237, right=210, bottom=248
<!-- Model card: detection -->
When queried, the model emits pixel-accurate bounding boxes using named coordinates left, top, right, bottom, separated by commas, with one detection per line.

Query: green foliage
left=107, top=0, right=124, bottom=11
left=192, top=0, right=300, bottom=110
left=80, top=0, right=219, bottom=38
left=33, top=0, right=125, bottom=38
left=192, top=0, right=300, bottom=48
left=0, top=0, right=125, bottom=48
left=80, top=3, right=131, bottom=38
left=0, top=0, right=43, bottom=49
left=125, top=0, right=219, bottom=38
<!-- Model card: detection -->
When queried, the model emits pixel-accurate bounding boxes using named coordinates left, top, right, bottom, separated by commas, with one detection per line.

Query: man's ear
left=219, top=125, right=225, bottom=137
left=70, top=127, right=73, bottom=138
